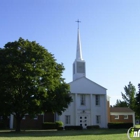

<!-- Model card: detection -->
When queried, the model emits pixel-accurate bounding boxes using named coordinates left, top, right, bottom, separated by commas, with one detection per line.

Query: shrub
left=55, top=121, right=63, bottom=127
left=65, top=126, right=83, bottom=130
left=87, top=125, right=100, bottom=129
left=42, top=121, right=63, bottom=129
left=108, top=123, right=133, bottom=129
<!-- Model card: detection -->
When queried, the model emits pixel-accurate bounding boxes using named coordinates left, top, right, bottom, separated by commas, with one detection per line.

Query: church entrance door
left=79, top=114, right=89, bottom=129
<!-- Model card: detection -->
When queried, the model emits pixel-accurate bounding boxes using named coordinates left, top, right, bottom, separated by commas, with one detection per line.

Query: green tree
left=114, top=99, right=127, bottom=107
left=121, top=82, right=136, bottom=111
left=135, top=84, right=140, bottom=118
left=0, top=38, right=72, bottom=132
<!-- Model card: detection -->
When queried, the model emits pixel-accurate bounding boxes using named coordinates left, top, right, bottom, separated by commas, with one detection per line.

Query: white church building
left=58, top=26, right=108, bottom=128
left=6, top=25, right=135, bottom=130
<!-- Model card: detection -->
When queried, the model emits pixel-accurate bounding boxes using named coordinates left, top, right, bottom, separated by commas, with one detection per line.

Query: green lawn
left=135, top=125, right=140, bottom=128
left=0, top=129, right=139, bottom=140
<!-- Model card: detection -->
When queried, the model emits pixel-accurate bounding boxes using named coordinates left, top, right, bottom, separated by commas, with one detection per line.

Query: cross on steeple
left=76, top=19, right=81, bottom=28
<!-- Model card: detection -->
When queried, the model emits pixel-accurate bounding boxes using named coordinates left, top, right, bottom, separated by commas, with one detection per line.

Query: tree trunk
left=15, top=115, right=21, bottom=132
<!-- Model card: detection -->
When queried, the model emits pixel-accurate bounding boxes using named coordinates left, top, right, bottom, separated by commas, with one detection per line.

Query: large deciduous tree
left=0, top=38, right=72, bottom=132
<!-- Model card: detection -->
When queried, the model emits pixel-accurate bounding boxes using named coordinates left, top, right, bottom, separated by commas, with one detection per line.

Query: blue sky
left=1, top=0, right=140, bottom=105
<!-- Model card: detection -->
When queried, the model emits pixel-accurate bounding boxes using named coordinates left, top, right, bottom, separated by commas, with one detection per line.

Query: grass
left=135, top=125, right=140, bottom=128
left=0, top=129, right=139, bottom=140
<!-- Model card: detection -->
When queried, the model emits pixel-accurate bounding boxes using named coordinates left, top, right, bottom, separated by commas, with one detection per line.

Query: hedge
left=42, top=121, right=63, bottom=129
left=64, top=126, right=83, bottom=130
left=108, top=123, right=133, bottom=129
left=57, top=127, right=63, bottom=130
left=87, top=125, right=100, bottom=129
left=0, top=122, right=5, bottom=129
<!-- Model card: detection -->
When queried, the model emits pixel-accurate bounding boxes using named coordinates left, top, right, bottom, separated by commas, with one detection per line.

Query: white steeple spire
left=73, top=20, right=86, bottom=81
left=76, top=28, right=83, bottom=60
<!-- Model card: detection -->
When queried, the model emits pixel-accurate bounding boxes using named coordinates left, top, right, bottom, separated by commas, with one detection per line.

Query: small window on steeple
left=77, top=62, right=85, bottom=73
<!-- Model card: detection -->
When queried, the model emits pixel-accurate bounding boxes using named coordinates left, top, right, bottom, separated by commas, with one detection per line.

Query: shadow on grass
left=0, top=129, right=127, bottom=137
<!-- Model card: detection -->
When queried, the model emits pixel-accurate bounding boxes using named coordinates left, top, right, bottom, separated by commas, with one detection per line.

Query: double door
left=79, top=114, right=89, bottom=129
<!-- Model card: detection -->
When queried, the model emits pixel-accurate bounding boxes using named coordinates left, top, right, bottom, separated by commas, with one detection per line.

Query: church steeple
left=73, top=20, right=86, bottom=81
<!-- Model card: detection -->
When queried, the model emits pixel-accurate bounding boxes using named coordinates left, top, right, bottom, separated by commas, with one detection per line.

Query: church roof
left=69, top=76, right=107, bottom=90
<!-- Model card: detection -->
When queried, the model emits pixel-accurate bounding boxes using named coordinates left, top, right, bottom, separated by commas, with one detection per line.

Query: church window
left=124, top=115, right=128, bottom=119
left=65, top=115, right=70, bottom=124
left=22, top=116, right=26, bottom=120
left=96, top=115, right=101, bottom=124
left=114, top=115, right=119, bottom=119
left=95, top=95, right=100, bottom=105
left=81, top=95, right=85, bottom=105
left=34, top=115, right=38, bottom=120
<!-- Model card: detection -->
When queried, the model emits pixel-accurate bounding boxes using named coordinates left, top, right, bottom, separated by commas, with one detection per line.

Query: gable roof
left=110, top=107, right=134, bottom=113
left=69, top=76, right=107, bottom=90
